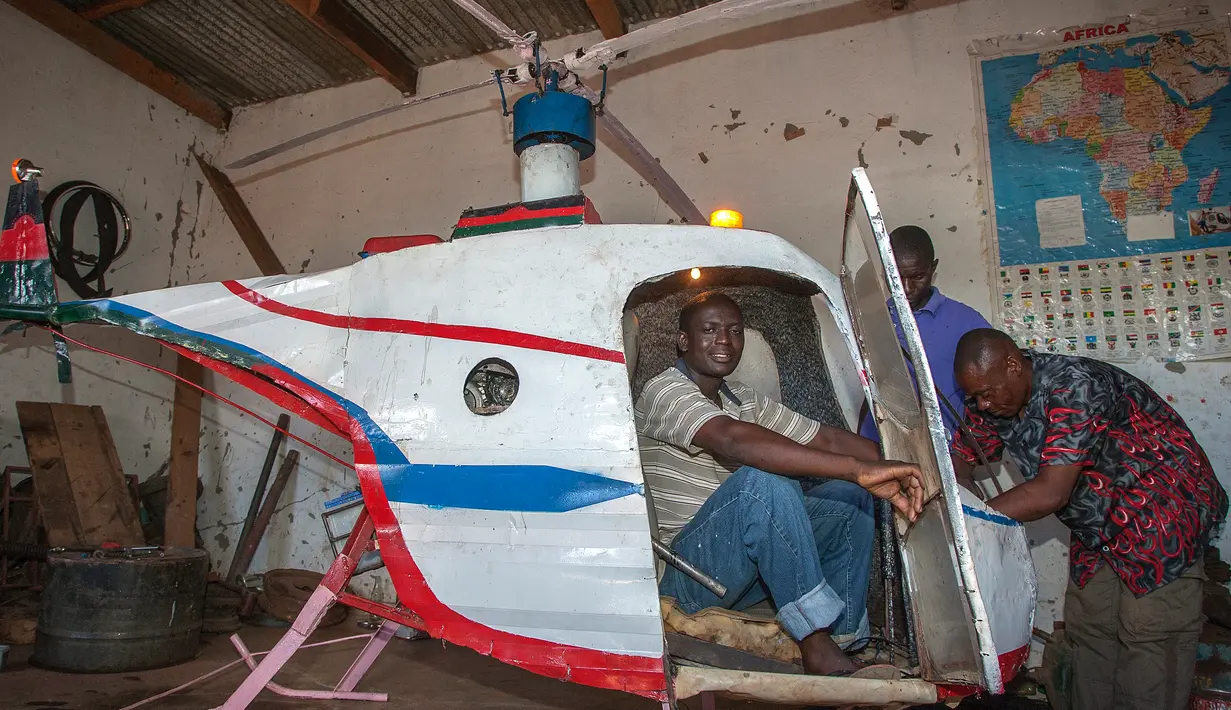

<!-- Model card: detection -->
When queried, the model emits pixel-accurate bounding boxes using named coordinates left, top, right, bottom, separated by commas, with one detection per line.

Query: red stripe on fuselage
left=354, top=460, right=667, bottom=697
left=166, top=344, right=348, bottom=438
left=936, top=643, right=1030, bottom=699
left=221, top=281, right=625, bottom=364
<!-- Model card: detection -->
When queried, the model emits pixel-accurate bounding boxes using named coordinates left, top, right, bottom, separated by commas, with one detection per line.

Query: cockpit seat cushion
left=661, top=596, right=802, bottom=666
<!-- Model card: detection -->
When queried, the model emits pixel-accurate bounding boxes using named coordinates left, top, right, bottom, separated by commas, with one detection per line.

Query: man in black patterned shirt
left=950, top=328, right=1226, bottom=710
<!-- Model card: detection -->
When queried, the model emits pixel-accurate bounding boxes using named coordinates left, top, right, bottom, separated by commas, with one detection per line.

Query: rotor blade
left=570, top=0, right=839, bottom=69
left=448, top=0, right=528, bottom=50
left=568, top=84, right=706, bottom=225
left=224, top=78, right=497, bottom=170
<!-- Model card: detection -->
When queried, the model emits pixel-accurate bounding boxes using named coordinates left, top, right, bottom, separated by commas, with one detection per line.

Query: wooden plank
left=666, top=633, right=803, bottom=675
left=78, top=0, right=156, bottom=21
left=583, top=0, right=625, bottom=39
left=16, top=402, right=81, bottom=547
left=193, top=153, right=285, bottom=277
left=285, top=0, right=418, bottom=95
left=165, top=357, right=203, bottom=547
left=4, top=0, right=229, bottom=129
left=48, top=404, right=144, bottom=545
left=91, top=407, right=138, bottom=527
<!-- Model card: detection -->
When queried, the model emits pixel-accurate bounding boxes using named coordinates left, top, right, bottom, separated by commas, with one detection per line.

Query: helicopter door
left=838, top=168, right=1033, bottom=691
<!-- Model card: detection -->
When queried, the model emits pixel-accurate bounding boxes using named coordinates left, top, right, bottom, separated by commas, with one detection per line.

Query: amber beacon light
left=709, top=209, right=743, bottom=228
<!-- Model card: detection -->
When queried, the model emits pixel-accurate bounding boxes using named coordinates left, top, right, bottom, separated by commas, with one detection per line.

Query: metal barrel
left=32, top=547, right=208, bottom=673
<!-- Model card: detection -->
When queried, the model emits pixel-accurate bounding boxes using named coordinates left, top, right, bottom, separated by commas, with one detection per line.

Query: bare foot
left=797, top=630, right=859, bottom=676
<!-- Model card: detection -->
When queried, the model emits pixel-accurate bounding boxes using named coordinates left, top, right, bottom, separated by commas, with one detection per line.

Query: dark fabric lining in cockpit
left=629, top=285, right=845, bottom=430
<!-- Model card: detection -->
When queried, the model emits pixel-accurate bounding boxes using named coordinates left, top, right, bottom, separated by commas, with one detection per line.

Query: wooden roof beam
left=4, top=0, right=229, bottom=129
left=285, top=0, right=419, bottom=95
left=193, top=154, right=285, bottom=277
left=78, top=0, right=157, bottom=22
left=584, top=0, right=625, bottom=39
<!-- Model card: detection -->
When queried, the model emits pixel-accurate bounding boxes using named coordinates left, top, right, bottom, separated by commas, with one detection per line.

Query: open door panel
left=839, top=169, right=1036, bottom=692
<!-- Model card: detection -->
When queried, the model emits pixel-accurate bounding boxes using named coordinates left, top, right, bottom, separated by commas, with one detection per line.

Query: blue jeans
left=659, top=467, right=874, bottom=644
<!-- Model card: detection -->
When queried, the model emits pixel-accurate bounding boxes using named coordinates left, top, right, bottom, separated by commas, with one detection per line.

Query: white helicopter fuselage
left=74, top=216, right=1035, bottom=703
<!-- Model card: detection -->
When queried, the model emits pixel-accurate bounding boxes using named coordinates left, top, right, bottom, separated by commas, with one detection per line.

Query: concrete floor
left=1, top=622, right=782, bottom=710
left=1, top=622, right=1052, bottom=710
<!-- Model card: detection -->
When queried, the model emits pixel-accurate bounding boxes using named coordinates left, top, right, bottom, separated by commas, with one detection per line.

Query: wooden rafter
left=583, top=0, right=625, bottom=38
left=193, top=154, right=285, bottom=277
left=285, top=0, right=418, bottom=95
left=78, top=0, right=156, bottom=22
left=4, top=0, right=229, bottom=129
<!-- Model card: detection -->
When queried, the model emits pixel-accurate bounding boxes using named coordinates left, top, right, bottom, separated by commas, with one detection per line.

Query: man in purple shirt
left=858, top=225, right=992, bottom=442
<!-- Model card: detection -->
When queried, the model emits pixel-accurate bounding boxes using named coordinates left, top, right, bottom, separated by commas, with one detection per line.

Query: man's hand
left=854, top=460, right=925, bottom=521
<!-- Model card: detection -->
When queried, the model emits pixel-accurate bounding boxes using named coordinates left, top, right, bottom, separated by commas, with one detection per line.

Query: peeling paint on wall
left=899, top=129, right=933, bottom=146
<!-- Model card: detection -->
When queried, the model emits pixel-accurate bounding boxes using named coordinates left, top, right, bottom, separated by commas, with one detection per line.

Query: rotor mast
left=511, top=71, right=596, bottom=202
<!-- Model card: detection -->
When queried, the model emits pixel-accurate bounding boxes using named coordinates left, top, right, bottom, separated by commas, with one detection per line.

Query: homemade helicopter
left=0, top=0, right=1037, bottom=706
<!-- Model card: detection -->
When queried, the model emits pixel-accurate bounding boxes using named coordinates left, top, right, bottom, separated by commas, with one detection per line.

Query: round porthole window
left=463, top=358, right=519, bottom=415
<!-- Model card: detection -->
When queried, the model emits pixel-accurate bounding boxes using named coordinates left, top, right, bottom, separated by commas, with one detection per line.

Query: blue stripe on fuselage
left=381, top=463, right=643, bottom=512
left=85, top=299, right=642, bottom=513
left=962, top=504, right=1020, bottom=527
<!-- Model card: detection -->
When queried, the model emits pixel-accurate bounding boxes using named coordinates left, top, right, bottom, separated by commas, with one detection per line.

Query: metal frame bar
left=228, top=634, right=388, bottom=701
left=216, top=505, right=427, bottom=709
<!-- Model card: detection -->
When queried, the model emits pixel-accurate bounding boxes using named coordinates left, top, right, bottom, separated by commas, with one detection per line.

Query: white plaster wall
left=0, top=6, right=381, bottom=597
left=207, top=0, right=1231, bottom=621
left=0, top=7, right=216, bottom=501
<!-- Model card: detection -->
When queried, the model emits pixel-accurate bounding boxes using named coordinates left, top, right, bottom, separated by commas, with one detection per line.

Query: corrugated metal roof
left=616, top=0, right=719, bottom=25
left=91, top=0, right=374, bottom=108
left=344, top=0, right=597, bottom=66
left=62, top=0, right=721, bottom=111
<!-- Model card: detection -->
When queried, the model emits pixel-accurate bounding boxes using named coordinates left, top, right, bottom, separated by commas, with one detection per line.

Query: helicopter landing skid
left=213, top=506, right=419, bottom=709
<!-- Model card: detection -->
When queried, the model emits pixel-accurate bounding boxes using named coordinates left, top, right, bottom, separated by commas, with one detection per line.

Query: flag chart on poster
left=971, top=6, right=1231, bottom=362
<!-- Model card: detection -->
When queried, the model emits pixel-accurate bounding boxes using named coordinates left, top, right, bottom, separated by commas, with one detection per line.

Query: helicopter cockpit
left=618, top=263, right=916, bottom=670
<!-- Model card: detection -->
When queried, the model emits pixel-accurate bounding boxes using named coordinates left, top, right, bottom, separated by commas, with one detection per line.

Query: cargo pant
left=1066, top=562, right=1205, bottom=710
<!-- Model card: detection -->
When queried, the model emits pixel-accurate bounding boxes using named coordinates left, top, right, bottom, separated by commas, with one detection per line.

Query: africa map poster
left=973, top=8, right=1231, bottom=361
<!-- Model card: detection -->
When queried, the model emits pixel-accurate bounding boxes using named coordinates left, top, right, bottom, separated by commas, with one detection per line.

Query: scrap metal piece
left=231, top=450, right=300, bottom=583
left=228, top=414, right=290, bottom=582
left=652, top=538, right=727, bottom=598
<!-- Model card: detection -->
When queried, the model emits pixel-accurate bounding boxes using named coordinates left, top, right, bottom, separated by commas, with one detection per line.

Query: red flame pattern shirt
left=953, top=351, right=1227, bottom=596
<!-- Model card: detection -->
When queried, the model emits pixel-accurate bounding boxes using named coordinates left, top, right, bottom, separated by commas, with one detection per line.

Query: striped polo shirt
left=635, top=361, right=821, bottom=543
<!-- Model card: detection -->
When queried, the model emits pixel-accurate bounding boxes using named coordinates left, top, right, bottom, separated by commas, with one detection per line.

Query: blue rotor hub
left=512, top=85, right=596, bottom=160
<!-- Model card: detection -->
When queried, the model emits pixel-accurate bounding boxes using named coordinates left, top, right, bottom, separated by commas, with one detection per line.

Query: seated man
left=952, top=328, right=1228, bottom=710
left=635, top=291, right=923, bottom=676
left=859, top=225, right=991, bottom=443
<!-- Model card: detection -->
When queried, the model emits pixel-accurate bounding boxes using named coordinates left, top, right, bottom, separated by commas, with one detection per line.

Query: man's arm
left=986, top=464, right=1081, bottom=522
left=987, top=376, right=1103, bottom=522
left=692, top=417, right=923, bottom=519
left=808, top=424, right=881, bottom=462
